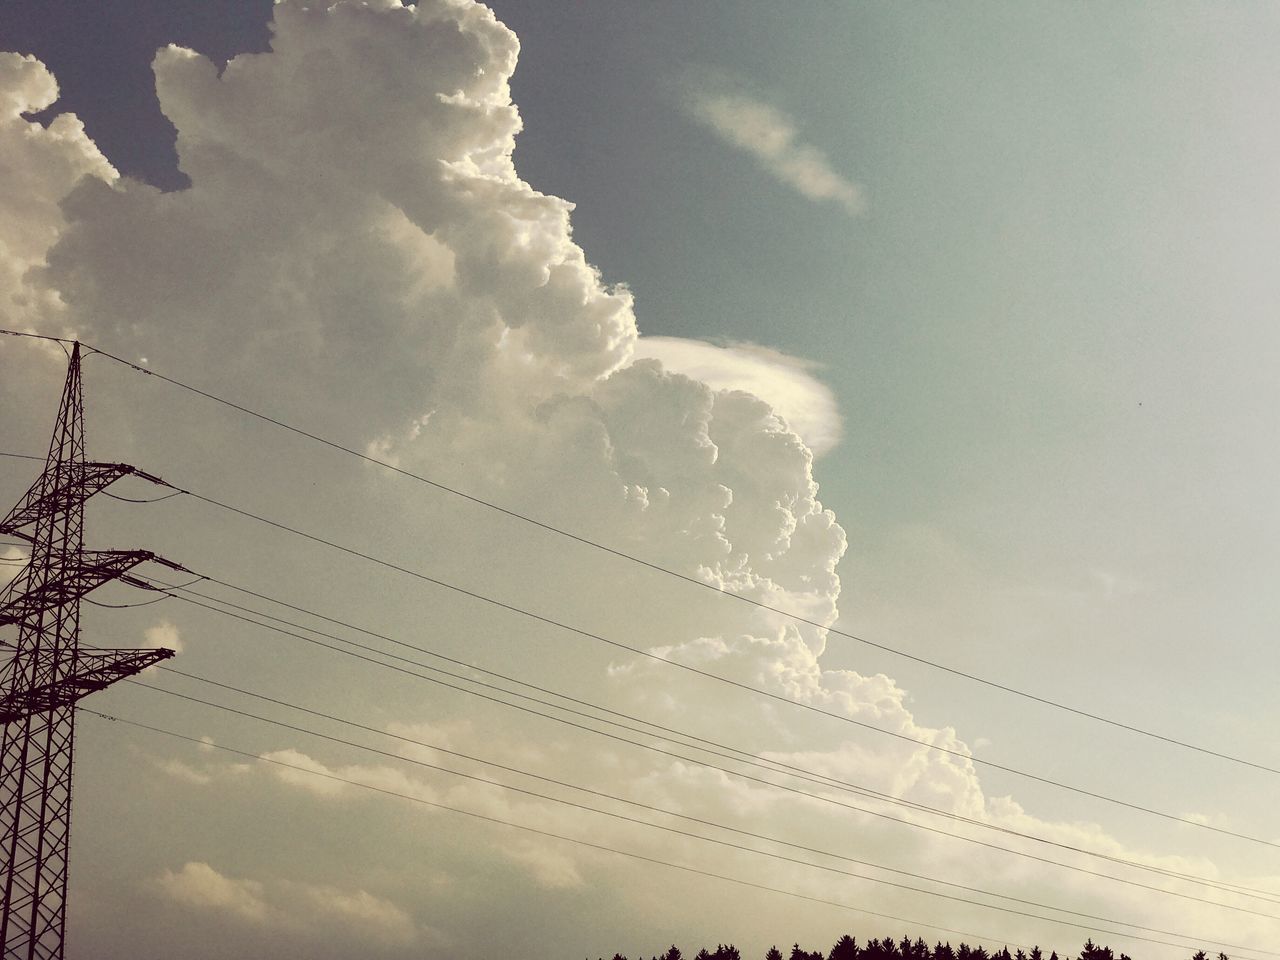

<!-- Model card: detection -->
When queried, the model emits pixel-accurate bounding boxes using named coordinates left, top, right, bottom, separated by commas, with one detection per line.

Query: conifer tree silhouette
left=598, top=927, right=1240, bottom=960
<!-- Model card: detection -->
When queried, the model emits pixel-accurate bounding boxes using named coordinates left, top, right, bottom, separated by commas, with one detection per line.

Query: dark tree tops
left=599, top=934, right=1226, bottom=960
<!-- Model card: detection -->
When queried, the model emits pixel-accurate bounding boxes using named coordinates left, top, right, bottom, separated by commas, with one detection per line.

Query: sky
left=1, top=2, right=1279, bottom=958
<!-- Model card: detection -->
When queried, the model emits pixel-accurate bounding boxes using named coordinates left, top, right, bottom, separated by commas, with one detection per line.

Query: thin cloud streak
left=685, top=87, right=864, bottom=215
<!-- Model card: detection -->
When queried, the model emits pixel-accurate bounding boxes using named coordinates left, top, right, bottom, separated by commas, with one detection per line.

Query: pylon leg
left=0, top=702, right=74, bottom=960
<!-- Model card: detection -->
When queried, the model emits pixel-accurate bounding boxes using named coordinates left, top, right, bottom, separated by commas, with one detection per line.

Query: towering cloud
left=0, top=3, right=1269, bottom=958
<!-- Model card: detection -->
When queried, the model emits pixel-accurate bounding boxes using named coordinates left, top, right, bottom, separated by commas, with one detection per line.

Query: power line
left=26, top=332, right=1268, bottom=781
left=187, top=574, right=1280, bottom=901
left=8, top=332, right=1280, bottom=784
left=99, top=685, right=1273, bottom=959
left=132, top=575, right=1280, bottom=916
left=14, top=428, right=1267, bottom=897
left=82, top=708, right=1033, bottom=955
left=5, top=335, right=1280, bottom=818
left=143, top=481, right=1280, bottom=852
left=101, top=489, right=183, bottom=504
left=0, top=331, right=75, bottom=346
left=4, top=335, right=1275, bottom=909
left=162, top=574, right=1280, bottom=906
left=84, top=594, right=171, bottom=609
left=145, top=667, right=1280, bottom=957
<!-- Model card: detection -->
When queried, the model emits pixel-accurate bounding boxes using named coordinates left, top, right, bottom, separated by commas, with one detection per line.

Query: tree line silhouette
left=593, top=936, right=1230, bottom=960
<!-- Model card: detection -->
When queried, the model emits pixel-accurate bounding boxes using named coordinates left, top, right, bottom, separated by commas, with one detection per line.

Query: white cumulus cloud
left=158, top=861, right=269, bottom=923
left=158, top=861, right=420, bottom=948
left=145, top=619, right=183, bottom=652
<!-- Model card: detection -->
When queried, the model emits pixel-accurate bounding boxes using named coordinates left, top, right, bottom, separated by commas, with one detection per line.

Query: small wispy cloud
left=684, top=86, right=864, bottom=215
left=156, top=758, right=214, bottom=786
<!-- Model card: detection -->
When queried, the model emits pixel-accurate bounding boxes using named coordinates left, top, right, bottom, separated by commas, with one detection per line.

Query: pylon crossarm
left=0, top=550, right=158, bottom=628
left=0, top=462, right=145, bottom=539
left=0, top=648, right=174, bottom=724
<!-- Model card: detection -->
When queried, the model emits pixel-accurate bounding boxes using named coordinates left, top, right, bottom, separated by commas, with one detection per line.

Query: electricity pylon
left=0, top=342, right=179, bottom=960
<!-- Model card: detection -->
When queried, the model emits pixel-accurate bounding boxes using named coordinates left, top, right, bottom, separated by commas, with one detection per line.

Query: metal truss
left=0, top=344, right=177, bottom=960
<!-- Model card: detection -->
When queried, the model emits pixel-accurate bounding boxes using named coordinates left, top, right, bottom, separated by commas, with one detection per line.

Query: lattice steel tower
left=0, top=343, right=178, bottom=960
